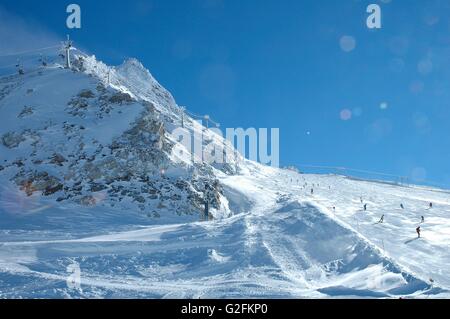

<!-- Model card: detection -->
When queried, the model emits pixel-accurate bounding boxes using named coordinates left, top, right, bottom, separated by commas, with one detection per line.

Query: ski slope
left=1, top=161, right=449, bottom=298
left=1, top=51, right=449, bottom=299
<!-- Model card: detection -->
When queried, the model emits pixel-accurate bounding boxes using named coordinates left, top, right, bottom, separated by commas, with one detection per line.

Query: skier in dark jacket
left=364, top=204, right=367, bottom=211
left=416, top=226, right=421, bottom=238
left=421, top=216, right=425, bottom=223
left=400, top=204, right=404, bottom=209
left=379, top=215, right=384, bottom=223
left=429, top=202, right=433, bottom=209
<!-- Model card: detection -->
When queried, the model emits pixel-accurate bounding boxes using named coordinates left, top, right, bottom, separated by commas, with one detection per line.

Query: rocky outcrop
left=0, top=54, right=230, bottom=219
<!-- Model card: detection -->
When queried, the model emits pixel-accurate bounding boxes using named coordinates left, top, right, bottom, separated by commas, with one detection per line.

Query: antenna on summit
left=64, top=35, right=73, bottom=69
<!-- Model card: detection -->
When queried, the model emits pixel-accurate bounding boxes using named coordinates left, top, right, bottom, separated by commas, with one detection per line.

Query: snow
left=0, top=65, right=145, bottom=162
left=1, top=165, right=449, bottom=298
left=1, top=52, right=449, bottom=299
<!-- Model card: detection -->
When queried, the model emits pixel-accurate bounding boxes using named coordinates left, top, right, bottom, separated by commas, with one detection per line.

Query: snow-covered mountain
left=0, top=50, right=235, bottom=221
left=0, top=49, right=449, bottom=299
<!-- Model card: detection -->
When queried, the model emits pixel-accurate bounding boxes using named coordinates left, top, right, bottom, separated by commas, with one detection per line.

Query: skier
left=379, top=215, right=384, bottom=224
left=429, top=202, right=433, bottom=209
left=360, top=196, right=363, bottom=204
left=400, top=204, right=404, bottom=210
left=421, top=216, right=425, bottom=223
left=311, top=188, right=314, bottom=195
left=39, top=55, right=47, bottom=67
left=364, top=204, right=367, bottom=211
left=416, top=226, right=421, bottom=238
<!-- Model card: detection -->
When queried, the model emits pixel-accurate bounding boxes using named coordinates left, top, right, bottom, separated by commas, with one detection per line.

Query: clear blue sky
left=1, top=0, right=450, bottom=187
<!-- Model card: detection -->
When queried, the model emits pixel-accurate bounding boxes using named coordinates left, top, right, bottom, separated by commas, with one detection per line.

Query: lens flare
left=0, top=183, right=50, bottom=216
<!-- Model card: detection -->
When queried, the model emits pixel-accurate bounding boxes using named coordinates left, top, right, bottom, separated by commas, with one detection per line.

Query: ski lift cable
left=298, top=164, right=449, bottom=190
left=0, top=55, right=46, bottom=70
left=209, top=118, right=220, bottom=126
left=70, top=47, right=91, bottom=58
left=184, top=110, right=203, bottom=119
left=0, top=44, right=67, bottom=70
left=0, top=65, right=50, bottom=78
left=298, top=164, right=399, bottom=177
left=0, top=45, right=61, bottom=58
left=184, top=109, right=219, bottom=125
left=185, top=110, right=203, bottom=119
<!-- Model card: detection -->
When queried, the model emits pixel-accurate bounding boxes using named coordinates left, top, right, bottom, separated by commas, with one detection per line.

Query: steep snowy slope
left=0, top=50, right=235, bottom=222
left=0, top=50, right=449, bottom=299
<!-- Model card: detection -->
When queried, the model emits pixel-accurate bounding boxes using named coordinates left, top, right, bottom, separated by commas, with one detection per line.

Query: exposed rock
left=134, top=195, right=146, bottom=203
left=13, top=159, right=24, bottom=167
left=43, top=183, right=64, bottom=196
left=16, top=171, right=63, bottom=196
left=79, top=195, right=97, bottom=206
left=108, top=92, right=133, bottom=104
left=78, top=89, right=95, bottom=99
left=2, top=131, right=25, bottom=148
left=50, top=153, right=67, bottom=166
left=90, top=183, right=107, bottom=192
left=18, top=106, right=34, bottom=118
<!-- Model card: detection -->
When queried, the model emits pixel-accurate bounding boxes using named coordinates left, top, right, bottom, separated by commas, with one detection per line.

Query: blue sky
left=1, top=0, right=450, bottom=187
